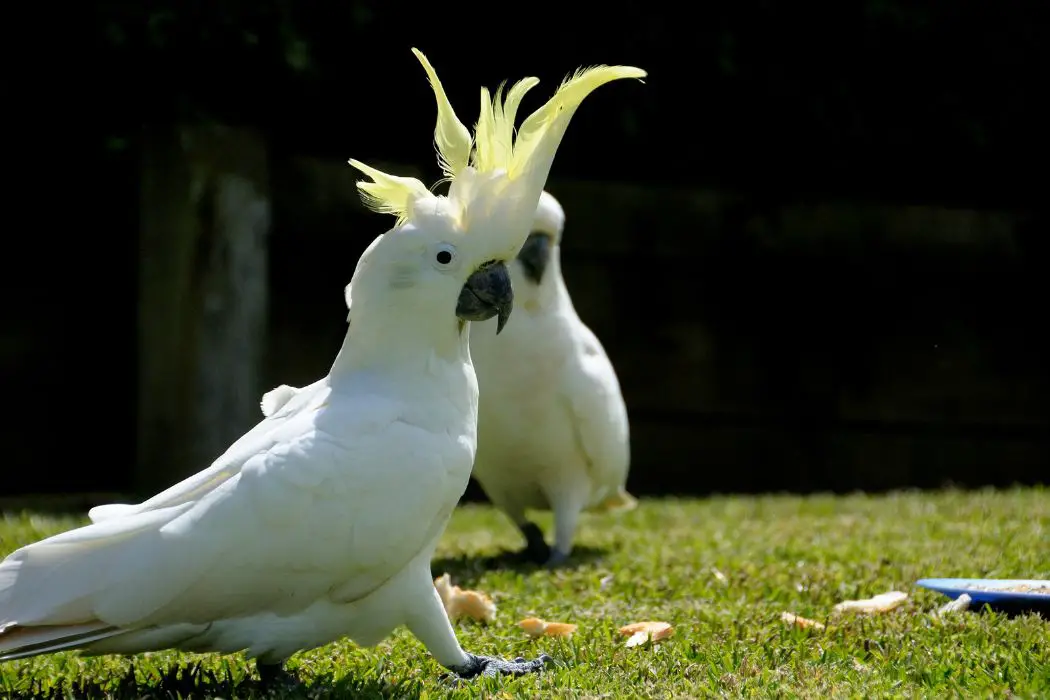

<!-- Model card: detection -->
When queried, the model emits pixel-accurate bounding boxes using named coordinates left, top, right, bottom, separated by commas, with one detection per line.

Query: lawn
left=1, top=487, right=1047, bottom=698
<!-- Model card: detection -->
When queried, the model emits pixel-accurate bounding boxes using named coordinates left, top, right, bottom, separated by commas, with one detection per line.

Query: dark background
left=3, top=0, right=1047, bottom=504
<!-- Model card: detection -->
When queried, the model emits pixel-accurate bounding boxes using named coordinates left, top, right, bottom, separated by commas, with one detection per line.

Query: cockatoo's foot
left=256, top=662, right=299, bottom=690
left=544, top=549, right=572, bottom=568
left=448, top=652, right=553, bottom=679
left=518, top=522, right=551, bottom=563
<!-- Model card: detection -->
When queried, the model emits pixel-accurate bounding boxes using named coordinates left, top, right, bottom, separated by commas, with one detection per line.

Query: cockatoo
left=0, top=49, right=646, bottom=684
left=467, top=191, right=635, bottom=566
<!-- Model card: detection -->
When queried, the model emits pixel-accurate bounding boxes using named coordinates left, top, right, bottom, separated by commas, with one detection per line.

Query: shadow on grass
left=1, top=662, right=424, bottom=700
left=975, top=601, right=1050, bottom=620
left=430, top=544, right=609, bottom=587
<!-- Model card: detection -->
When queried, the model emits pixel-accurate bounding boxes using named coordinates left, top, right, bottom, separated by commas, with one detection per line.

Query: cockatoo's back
left=1, top=374, right=474, bottom=656
left=558, top=324, right=631, bottom=506
left=87, top=378, right=328, bottom=525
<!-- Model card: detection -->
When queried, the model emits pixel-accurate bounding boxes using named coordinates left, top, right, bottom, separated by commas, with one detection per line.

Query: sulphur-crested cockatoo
left=0, top=49, right=646, bottom=683
left=467, top=191, right=635, bottom=566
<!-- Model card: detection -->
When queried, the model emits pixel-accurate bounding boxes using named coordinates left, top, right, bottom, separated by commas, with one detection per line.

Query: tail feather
left=593, top=487, right=638, bottom=514
left=0, top=621, right=122, bottom=661
left=0, top=503, right=196, bottom=630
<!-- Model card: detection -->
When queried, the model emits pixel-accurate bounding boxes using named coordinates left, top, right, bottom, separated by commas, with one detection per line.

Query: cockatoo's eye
left=432, top=243, right=459, bottom=271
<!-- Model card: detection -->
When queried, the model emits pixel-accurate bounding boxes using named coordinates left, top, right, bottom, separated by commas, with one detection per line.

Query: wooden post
left=137, top=126, right=270, bottom=496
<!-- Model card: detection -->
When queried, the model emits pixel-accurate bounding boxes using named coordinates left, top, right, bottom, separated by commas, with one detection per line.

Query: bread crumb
left=781, top=611, right=826, bottom=630
left=618, top=621, right=674, bottom=647
left=517, top=617, right=578, bottom=638
left=433, top=573, right=497, bottom=623
left=833, top=591, right=908, bottom=614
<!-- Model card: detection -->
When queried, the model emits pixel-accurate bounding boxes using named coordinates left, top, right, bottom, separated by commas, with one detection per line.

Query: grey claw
left=545, top=550, right=571, bottom=568
left=450, top=652, right=553, bottom=679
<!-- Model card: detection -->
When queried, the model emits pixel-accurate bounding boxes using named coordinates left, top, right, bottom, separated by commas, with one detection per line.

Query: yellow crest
left=348, top=49, right=646, bottom=235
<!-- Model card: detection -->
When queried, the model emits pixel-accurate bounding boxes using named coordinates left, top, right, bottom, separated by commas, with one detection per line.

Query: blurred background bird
left=468, top=190, right=636, bottom=567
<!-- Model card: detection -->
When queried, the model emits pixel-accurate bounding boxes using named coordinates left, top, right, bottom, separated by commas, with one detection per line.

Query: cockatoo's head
left=516, top=190, right=566, bottom=286
left=344, top=49, right=645, bottom=336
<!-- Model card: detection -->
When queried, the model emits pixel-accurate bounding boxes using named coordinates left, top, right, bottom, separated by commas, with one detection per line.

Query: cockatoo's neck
left=329, top=308, right=471, bottom=382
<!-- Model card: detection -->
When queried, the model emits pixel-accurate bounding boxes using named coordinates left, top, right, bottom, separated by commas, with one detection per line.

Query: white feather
left=260, top=384, right=299, bottom=418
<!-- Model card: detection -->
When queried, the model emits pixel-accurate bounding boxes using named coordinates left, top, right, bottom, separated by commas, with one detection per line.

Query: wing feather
left=88, top=379, right=329, bottom=525
left=1, top=391, right=461, bottom=646
left=561, top=325, right=631, bottom=501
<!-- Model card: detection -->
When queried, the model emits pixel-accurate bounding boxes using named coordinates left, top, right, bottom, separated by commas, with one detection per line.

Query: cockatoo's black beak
left=457, top=260, right=514, bottom=334
left=517, top=231, right=553, bottom=285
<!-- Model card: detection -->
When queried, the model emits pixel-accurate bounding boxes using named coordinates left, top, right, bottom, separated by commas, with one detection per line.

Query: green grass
left=1, top=487, right=1048, bottom=698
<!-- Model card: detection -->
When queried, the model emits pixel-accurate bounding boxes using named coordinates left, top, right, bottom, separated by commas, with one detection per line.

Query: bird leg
left=517, top=521, right=551, bottom=563
left=544, top=549, right=571, bottom=568
left=546, top=491, right=585, bottom=568
left=407, top=578, right=554, bottom=682
left=257, top=661, right=299, bottom=690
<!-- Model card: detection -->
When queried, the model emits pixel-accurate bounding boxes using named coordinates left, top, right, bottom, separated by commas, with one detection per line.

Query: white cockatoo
left=467, top=191, right=635, bottom=566
left=0, top=49, right=646, bottom=684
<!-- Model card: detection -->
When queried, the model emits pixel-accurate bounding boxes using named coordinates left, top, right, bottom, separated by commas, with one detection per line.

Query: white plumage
left=0, top=204, right=522, bottom=679
left=0, top=49, right=646, bottom=681
left=468, top=191, right=636, bottom=566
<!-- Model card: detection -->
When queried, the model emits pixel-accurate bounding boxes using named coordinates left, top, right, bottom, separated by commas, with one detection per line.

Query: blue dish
left=917, top=578, right=1050, bottom=609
